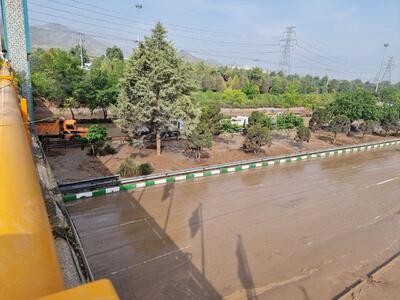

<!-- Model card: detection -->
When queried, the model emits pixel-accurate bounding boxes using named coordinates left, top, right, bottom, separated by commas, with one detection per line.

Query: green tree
left=242, top=82, right=259, bottom=99
left=221, top=89, right=247, bottom=105
left=85, top=125, right=108, bottom=156
left=63, top=97, right=77, bottom=120
left=201, top=74, right=215, bottom=91
left=328, top=88, right=379, bottom=122
left=248, top=111, right=272, bottom=128
left=242, top=124, right=272, bottom=154
left=106, top=46, right=124, bottom=61
left=283, top=82, right=301, bottom=107
left=215, top=75, right=226, bottom=92
left=189, top=122, right=213, bottom=160
left=31, top=48, right=83, bottom=103
left=276, top=113, right=304, bottom=140
left=329, top=115, right=350, bottom=143
left=228, top=75, right=241, bottom=89
left=309, top=108, right=330, bottom=130
left=296, top=125, right=311, bottom=150
left=114, top=23, right=197, bottom=156
left=200, top=103, right=223, bottom=135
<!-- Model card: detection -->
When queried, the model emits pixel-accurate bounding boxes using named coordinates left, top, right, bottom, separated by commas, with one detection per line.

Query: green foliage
left=329, top=115, right=351, bottom=143
left=242, top=124, right=272, bottom=154
left=296, top=125, right=311, bottom=148
left=118, top=158, right=138, bottom=177
left=219, top=118, right=242, bottom=133
left=380, top=106, right=399, bottom=135
left=69, top=45, right=90, bottom=64
left=221, top=89, right=247, bottom=105
left=248, top=111, right=272, bottom=128
left=189, top=122, right=213, bottom=160
left=63, top=97, right=77, bottom=119
left=106, top=46, right=124, bottom=61
left=309, top=107, right=330, bottom=130
left=283, top=82, right=301, bottom=107
left=114, top=23, right=197, bottom=155
left=199, top=103, right=223, bottom=135
left=328, top=88, right=379, bottom=122
left=30, top=48, right=83, bottom=102
left=276, top=113, right=304, bottom=130
left=85, top=125, right=108, bottom=156
left=138, top=163, right=154, bottom=175
left=241, top=82, right=259, bottom=99
left=359, top=120, right=375, bottom=137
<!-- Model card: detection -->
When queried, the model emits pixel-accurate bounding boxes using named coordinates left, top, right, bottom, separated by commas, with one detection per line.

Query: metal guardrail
left=58, top=138, right=400, bottom=195
left=58, top=175, right=120, bottom=193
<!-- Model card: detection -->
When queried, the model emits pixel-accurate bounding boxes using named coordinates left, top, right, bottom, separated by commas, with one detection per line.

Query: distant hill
left=26, top=22, right=220, bottom=65
left=29, top=23, right=112, bottom=57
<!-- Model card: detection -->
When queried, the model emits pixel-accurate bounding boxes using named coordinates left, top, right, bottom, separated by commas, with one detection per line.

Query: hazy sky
left=29, top=0, right=400, bottom=82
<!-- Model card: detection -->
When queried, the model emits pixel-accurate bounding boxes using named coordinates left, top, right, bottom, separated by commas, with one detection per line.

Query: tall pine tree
left=115, top=23, right=198, bottom=155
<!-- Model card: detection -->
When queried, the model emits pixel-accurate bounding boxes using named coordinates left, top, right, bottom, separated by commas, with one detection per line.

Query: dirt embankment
left=45, top=129, right=392, bottom=183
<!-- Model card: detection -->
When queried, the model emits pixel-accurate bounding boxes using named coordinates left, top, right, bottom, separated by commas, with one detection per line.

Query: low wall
left=63, top=139, right=400, bottom=202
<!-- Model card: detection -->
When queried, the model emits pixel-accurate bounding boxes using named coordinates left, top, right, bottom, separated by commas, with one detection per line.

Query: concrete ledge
left=63, top=139, right=400, bottom=203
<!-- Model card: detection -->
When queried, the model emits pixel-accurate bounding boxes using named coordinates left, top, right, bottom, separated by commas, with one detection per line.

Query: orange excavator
left=36, top=117, right=88, bottom=140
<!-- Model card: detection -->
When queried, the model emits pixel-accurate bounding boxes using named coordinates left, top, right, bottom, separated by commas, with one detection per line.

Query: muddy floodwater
left=67, top=148, right=400, bottom=300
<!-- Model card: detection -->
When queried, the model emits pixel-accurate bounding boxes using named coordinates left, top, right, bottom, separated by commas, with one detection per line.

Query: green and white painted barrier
left=63, top=139, right=400, bottom=202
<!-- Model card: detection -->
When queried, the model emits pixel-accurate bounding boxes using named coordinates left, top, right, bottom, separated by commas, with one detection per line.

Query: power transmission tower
left=381, top=56, right=395, bottom=83
left=374, top=43, right=389, bottom=92
left=279, top=26, right=297, bottom=74
left=78, top=33, right=85, bottom=69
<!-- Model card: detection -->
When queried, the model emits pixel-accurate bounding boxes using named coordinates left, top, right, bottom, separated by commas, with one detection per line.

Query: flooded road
left=67, top=148, right=400, bottom=300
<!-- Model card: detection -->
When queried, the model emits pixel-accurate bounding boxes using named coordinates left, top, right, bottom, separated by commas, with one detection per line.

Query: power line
left=31, top=0, right=277, bottom=41
left=29, top=2, right=279, bottom=48
left=279, top=26, right=297, bottom=74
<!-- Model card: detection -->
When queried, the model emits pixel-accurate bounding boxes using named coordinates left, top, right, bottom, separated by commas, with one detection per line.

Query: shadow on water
left=162, top=183, right=175, bottom=232
left=236, top=234, right=259, bottom=300
left=298, top=286, right=311, bottom=300
left=67, top=185, right=222, bottom=300
left=189, top=203, right=206, bottom=275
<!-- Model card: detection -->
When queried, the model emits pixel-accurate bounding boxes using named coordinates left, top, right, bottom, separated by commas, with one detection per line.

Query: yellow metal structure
left=0, top=64, right=119, bottom=299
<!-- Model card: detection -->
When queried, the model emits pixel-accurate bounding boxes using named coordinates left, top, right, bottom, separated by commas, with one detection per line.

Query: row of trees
left=31, top=22, right=400, bottom=159
left=31, top=46, right=124, bottom=120
left=310, top=88, right=400, bottom=142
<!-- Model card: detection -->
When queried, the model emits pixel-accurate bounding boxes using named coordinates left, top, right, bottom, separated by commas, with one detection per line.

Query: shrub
left=359, top=120, right=375, bottom=138
left=219, top=118, right=242, bottom=133
left=221, top=89, right=247, bottom=105
left=118, top=158, right=138, bottom=177
left=188, top=122, right=213, bottom=160
left=242, top=124, right=272, bottom=154
left=138, top=163, right=154, bottom=175
left=276, top=113, right=304, bottom=140
left=101, top=143, right=117, bottom=155
left=248, top=111, right=272, bottom=128
left=296, top=125, right=311, bottom=149
left=330, top=115, right=351, bottom=143
left=309, top=108, right=330, bottom=130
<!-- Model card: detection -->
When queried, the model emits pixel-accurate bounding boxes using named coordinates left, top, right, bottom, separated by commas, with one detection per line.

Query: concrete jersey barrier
left=63, top=139, right=400, bottom=202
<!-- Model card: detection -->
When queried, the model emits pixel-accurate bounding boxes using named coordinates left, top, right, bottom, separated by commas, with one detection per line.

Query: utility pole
left=375, top=43, right=389, bottom=92
left=135, top=3, right=143, bottom=46
left=78, top=33, right=84, bottom=69
left=381, top=56, right=395, bottom=84
left=279, top=26, right=297, bottom=74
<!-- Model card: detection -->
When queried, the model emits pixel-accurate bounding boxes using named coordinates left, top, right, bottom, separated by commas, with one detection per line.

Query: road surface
left=67, top=148, right=400, bottom=300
